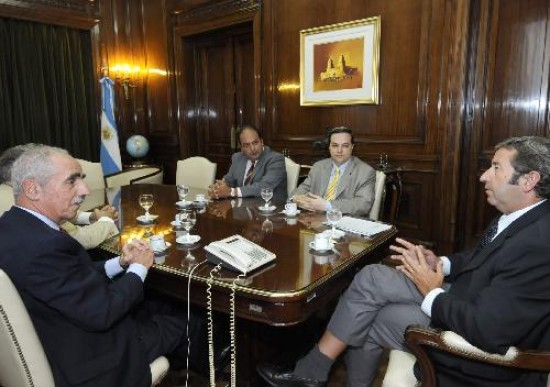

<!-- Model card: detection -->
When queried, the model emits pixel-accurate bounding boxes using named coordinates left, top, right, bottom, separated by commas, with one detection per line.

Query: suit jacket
left=430, top=201, right=550, bottom=386
left=0, top=207, right=151, bottom=387
left=292, top=157, right=375, bottom=216
left=223, top=146, right=287, bottom=201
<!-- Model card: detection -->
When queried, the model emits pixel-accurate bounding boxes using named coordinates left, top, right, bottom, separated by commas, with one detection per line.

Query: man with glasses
left=292, top=126, right=375, bottom=216
left=209, top=124, right=287, bottom=201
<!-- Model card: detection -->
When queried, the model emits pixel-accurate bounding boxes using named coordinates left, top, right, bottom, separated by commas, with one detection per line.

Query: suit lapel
left=460, top=201, right=550, bottom=273
left=335, top=158, right=354, bottom=199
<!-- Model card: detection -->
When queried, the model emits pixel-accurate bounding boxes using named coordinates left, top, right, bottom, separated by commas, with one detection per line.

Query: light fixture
left=109, top=64, right=141, bottom=100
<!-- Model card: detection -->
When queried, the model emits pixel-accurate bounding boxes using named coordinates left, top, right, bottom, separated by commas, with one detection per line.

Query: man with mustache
left=0, top=145, right=193, bottom=386
left=258, top=136, right=550, bottom=387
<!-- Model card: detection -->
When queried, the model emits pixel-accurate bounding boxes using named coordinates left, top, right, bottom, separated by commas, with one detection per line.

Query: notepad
left=335, top=216, right=392, bottom=236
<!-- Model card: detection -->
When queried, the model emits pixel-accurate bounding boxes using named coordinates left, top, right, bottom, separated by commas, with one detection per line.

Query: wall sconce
left=109, top=64, right=141, bottom=100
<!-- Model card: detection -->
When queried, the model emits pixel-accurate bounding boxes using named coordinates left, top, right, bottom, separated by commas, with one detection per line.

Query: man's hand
left=90, top=205, right=119, bottom=222
left=395, top=243, right=444, bottom=296
left=209, top=180, right=232, bottom=199
left=121, top=239, right=154, bottom=269
left=390, top=237, right=440, bottom=270
left=294, top=193, right=328, bottom=212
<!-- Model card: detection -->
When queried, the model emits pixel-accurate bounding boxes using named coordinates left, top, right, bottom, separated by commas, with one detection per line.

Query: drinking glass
left=139, top=194, right=154, bottom=218
left=260, top=187, right=273, bottom=210
left=176, top=184, right=189, bottom=203
left=180, top=210, right=197, bottom=243
left=326, top=208, right=343, bottom=238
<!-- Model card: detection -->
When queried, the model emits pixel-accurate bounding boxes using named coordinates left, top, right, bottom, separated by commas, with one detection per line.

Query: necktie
left=244, top=162, right=255, bottom=185
left=324, top=167, right=340, bottom=201
left=478, top=219, right=498, bottom=249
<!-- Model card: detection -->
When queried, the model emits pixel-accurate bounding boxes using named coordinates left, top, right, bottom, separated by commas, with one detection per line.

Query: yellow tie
left=324, top=167, right=340, bottom=201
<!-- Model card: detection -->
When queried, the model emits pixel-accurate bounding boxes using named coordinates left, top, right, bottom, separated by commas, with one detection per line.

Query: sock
left=293, top=345, right=334, bottom=381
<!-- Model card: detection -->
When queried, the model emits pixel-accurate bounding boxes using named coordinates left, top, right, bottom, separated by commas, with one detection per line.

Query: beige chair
left=176, top=157, right=217, bottom=189
left=105, top=166, right=163, bottom=188
left=383, top=324, right=550, bottom=387
left=0, top=184, right=14, bottom=216
left=285, top=157, right=301, bottom=197
left=369, top=170, right=387, bottom=221
left=76, top=159, right=105, bottom=190
left=0, top=268, right=169, bottom=387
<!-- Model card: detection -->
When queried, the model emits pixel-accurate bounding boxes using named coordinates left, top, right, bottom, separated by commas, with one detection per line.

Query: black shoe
left=257, top=362, right=327, bottom=387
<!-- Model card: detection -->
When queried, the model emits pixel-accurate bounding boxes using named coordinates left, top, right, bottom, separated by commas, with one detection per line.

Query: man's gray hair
left=496, top=136, right=550, bottom=199
left=0, top=144, right=40, bottom=184
left=11, top=145, right=69, bottom=199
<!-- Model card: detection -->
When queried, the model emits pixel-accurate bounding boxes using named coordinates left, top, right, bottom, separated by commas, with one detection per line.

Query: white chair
left=381, top=349, right=417, bottom=387
left=0, top=268, right=169, bottom=387
left=0, top=184, right=14, bottom=216
left=76, top=159, right=105, bottom=190
left=106, top=166, right=163, bottom=188
left=284, top=157, right=301, bottom=197
left=369, top=170, right=387, bottom=221
left=176, top=157, right=217, bottom=189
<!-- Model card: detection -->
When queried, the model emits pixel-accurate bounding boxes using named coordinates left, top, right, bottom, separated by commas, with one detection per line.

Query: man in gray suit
left=209, top=125, right=287, bottom=201
left=292, top=126, right=375, bottom=216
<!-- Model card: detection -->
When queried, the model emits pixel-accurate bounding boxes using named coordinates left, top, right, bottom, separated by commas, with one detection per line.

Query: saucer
left=136, top=214, right=159, bottom=223
left=175, top=235, right=201, bottom=245
left=151, top=241, right=171, bottom=254
left=281, top=209, right=301, bottom=217
left=322, top=229, right=346, bottom=239
left=309, top=241, right=334, bottom=252
left=258, top=205, right=276, bottom=212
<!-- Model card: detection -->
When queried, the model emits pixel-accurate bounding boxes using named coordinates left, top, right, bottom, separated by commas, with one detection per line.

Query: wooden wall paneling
left=459, top=0, right=550, bottom=248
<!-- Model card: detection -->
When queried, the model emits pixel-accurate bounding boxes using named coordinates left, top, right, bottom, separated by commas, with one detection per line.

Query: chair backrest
left=76, top=159, right=105, bottom=190
left=0, top=269, right=56, bottom=387
left=285, top=157, right=301, bottom=197
left=0, top=184, right=14, bottom=216
left=176, top=157, right=217, bottom=190
left=106, top=167, right=163, bottom=188
left=369, top=170, right=387, bottom=221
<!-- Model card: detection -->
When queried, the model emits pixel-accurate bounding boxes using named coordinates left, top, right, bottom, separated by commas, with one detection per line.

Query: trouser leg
left=346, top=303, right=430, bottom=387
left=327, top=264, right=425, bottom=346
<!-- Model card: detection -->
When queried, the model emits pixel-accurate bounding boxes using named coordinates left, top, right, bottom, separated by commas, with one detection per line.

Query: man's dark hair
left=328, top=126, right=354, bottom=144
left=496, top=136, right=550, bottom=199
left=237, top=125, right=263, bottom=144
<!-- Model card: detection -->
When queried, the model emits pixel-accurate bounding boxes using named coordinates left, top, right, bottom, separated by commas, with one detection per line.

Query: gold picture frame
left=300, top=17, right=381, bottom=106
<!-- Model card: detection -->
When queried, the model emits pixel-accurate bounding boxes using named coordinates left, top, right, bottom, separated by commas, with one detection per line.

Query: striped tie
left=324, top=167, right=340, bottom=201
left=244, top=161, right=256, bottom=185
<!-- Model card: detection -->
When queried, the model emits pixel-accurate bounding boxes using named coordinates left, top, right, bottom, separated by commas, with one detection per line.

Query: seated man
left=292, top=126, right=375, bottom=216
left=209, top=124, right=287, bottom=201
left=0, top=145, right=194, bottom=386
left=0, top=144, right=118, bottom=249
left=258, top=136, right=550, bottom=387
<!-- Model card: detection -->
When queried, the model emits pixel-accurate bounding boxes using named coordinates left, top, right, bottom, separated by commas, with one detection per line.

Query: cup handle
left=309, top=241, right=315, bottom=249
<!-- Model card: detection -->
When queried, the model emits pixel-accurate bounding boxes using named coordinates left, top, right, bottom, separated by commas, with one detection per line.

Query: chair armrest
left=405, top=324, right=550, bottom=384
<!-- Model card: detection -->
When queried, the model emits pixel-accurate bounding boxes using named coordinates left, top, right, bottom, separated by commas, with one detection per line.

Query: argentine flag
left=100, top=77, right=122, bottom=175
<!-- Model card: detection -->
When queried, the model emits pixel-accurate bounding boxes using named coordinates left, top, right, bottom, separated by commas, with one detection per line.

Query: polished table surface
left=84, top=184, right=397, bottom=327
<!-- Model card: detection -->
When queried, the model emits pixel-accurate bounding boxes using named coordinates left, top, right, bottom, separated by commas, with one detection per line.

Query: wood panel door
left=187, top=24, right=255, bottom=177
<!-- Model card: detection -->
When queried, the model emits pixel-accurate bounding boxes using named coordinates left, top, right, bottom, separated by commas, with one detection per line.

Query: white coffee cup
left=150, top=235, right=167, bottom=252
left=284, top=202, right=298, bottom=216
left=195, top=193, right=206, bottom=203
left=309, top=233, right=331, bottom=251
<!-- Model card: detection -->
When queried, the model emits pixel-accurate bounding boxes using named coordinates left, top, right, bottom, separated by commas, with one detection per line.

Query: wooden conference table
left=83, top=184, right=397, bottom=385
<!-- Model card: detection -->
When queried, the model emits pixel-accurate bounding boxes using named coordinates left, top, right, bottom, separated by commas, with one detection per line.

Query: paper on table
left=335, top=216, right=392, bottom=236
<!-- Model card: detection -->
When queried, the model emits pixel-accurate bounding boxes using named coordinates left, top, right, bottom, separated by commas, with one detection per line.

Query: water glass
left=261, top=187, right=273, bottom=209
left=176, top=184, right=189, bottom=203
left=139, top=193, right=154, bottom=218
left=326, top=208, right=343, bottom=237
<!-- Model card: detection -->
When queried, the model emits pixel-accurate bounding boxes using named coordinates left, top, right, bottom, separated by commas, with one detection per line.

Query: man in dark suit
left=0, top=145, right=191, bottom=386
left=209, top=124, right=287, bottom=201
left=258, top=136, right=550, bottom=387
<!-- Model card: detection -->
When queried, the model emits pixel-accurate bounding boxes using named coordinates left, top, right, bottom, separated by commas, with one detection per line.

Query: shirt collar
left=496, top=199, right=547, bottom=236
left=15, top=206, right=60, bottom=230
left=332, top=158, right=352, bottom=174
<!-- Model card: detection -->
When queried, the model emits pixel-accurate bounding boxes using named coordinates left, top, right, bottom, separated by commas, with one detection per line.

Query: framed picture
left=300, top=17, right=381, bottom=106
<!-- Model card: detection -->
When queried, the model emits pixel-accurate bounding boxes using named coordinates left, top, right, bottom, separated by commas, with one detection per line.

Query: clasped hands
left=119, top=239, right=154, bottom=269
left=389, top=237, right=444, bottom=296
left=90, top=205, right=119, bottom=222
left=208, top=180, right=232, bottom=199
left=293, top=193, right=328, bottom=212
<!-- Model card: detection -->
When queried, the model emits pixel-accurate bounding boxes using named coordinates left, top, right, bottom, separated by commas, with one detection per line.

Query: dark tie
left=478, top=219, right=499, bottom=249
left=244, top=162, right=255, bottom=185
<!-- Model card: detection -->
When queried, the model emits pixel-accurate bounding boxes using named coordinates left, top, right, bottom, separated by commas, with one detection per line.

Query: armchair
left=382, top=324, right=550, bottom=387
